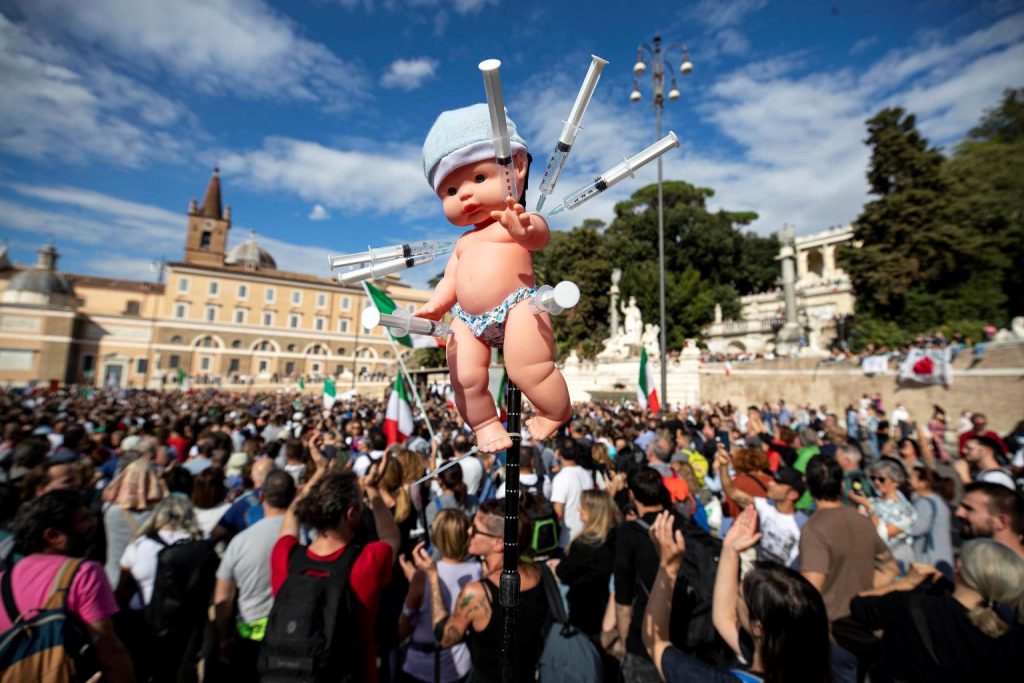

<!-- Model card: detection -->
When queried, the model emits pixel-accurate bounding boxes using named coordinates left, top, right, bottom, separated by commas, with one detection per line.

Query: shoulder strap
left=746, top=473, right=769, bottom=494
left=147, top=531, right=169, bottom=547
left=539, top=564, right=569, bottom=625
left=43, top=558, right=85, bottom=611
left=1, top=568, right=19, bottom=623
left=909, top=596, right=940, bottom=665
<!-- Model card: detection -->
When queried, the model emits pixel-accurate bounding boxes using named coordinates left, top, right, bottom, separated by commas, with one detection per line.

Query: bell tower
left=184, top=168, right=231, bottom=266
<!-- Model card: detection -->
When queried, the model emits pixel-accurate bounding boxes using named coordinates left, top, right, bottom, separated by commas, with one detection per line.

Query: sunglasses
left=469, top=525, right=501, bottom=539
left=870, top=476, right=890, bottom=483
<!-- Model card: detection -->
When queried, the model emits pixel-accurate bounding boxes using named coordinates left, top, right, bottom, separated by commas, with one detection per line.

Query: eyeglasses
left=469, top=525, right=501, bottom=539
left=870, top=476, right=890, bottom=483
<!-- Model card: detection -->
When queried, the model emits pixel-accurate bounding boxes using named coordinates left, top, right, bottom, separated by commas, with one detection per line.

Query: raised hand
left=411, top=541, right=437, bottom=576
left=490, top=197, right=531, bottom=239
left=398, top=552, right=419, bottom=582
left=648, top=510, right=686, bottom=573
left=723, top=505, right=761, bottom=554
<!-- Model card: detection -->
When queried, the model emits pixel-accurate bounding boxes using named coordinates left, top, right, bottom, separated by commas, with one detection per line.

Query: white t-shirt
left=120, top=529, right=193, bottom=609
left=194, top=503, right=231, bottom=539
left=550, top=465, right=594, bottom=547
left=753, top=497, right=803, bottom=568
left=352, top=451, right=384, bottom=477
left=977, top=468, right=1016, bottom=490
left=459, top=455, right=485, bottom=496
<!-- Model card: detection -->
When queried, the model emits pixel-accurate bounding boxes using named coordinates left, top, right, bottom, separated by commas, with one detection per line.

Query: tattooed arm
left=413, top=542, right=492, bottom=648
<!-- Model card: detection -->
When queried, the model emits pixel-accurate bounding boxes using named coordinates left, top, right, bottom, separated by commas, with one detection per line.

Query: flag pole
left=360, top=281, right=437, bottom=442
left=499, top=378, right=522, bottom=683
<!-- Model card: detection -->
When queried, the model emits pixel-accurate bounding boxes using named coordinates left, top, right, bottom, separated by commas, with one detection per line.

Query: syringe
left=479, top=59, right=520, bottom=203
left=529, top=281, right=581, bottom=316
left=336, top=253, right=434, bottom=286
left=546, top=132, right=681, bottom=218
left=361, top=306, right=451, bottom=339
left=328, top=240, right=455, bottom=271
left=535, top=55, right=608, bottom=213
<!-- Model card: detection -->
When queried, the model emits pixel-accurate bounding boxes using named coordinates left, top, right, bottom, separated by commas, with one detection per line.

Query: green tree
left=945, top=88, right=1024, bottom=314
left=843, top=107, right=1007, bottom=342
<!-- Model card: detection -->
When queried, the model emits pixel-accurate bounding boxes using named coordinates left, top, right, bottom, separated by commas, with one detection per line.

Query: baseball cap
left=772, top=467, right=806, bottom=496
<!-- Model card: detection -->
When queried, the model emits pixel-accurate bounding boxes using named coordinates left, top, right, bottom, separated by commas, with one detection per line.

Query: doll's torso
left=453, top=221, right=535, bottom=315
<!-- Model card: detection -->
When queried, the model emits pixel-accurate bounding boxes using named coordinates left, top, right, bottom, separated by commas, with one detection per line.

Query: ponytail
left=967, top=600, right=1009, bottom=639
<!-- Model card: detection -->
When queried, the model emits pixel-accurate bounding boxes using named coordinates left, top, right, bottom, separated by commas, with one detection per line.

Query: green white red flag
left=384, top=372, right=414, bottom=444
left=323, top=378, right=337, bottom=410
left=364, top=281, right=413, bottom=348
left=637, top=348, right=660, bottom=413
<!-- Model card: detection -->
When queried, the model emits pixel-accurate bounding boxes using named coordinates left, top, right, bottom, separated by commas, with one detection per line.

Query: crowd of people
left=1, top=385, right=1022, bottom=683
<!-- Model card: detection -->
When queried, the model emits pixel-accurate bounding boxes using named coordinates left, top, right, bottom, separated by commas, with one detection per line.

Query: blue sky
left=1, top=0, right=1021, bottom=290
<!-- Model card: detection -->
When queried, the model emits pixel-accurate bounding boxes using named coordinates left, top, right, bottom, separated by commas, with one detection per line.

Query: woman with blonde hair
left=556, top=489, right=622, bottom=636
left=852, top=538, right=1024, bottom=682
left=398, top=509, right=482, bottom=682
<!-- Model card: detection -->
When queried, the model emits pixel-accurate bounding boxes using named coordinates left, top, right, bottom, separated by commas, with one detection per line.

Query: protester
left=955, top=481, right=1024, bottom=559
left=191, top=466, right=230, bottom=538
left=851, top=539, right=1024, bottom=682
left=398, top=509, right=481, bottom=683
left=426, top=462, right=479, bottom=531
left=213, top=469, right=296, bottom=680
left=101, top=456, right=167, bottom=586
left=412, top=499, right=549, bottom=683
left=551, top=437, right=595, bottom=546
left=848, top=458, right=917, bottom=569
left=555, top=489, right=621, bottom=636
left=643, top=506, right=832, bottom=683
left=957, top=435, right=1015, bottom=489
left=908, top=463, right=954, bottom=573
left=211, top=456, right=275, bottom=543
left=1, top=490, right=133, bottom=683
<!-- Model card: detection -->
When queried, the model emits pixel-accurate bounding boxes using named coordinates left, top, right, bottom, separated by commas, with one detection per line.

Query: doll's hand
left=491, top=197, right=531, bottom=239
left=413, top=304, right=443, bottom=322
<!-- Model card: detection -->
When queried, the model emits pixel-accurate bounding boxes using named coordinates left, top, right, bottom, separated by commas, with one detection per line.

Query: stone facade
left=0, top=171, right=431, bottom=390
left=703, top=225, right=857, bottom=355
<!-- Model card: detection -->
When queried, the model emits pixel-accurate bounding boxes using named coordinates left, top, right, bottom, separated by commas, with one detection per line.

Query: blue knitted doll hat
left=422, top=103, right=527, bottom=192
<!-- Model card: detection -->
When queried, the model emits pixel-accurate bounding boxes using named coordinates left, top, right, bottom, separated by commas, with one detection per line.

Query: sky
left=0, top=0, right=1021, bottom=290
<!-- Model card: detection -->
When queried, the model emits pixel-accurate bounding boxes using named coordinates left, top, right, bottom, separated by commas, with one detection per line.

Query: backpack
left=536, top=564, right=603, bottom=683
left=635, top=515, right=723, bottom=652
left=521, top=491, right=560, bottom=560
left=259, top=542, right=363, bottom=683
left=145, top=534, right=219, bottom=638
left=0, top=558, right=97, bottom=683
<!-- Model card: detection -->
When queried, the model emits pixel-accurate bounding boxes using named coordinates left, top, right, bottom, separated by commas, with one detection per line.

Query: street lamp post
left=631, top=34, right=692, bottom=414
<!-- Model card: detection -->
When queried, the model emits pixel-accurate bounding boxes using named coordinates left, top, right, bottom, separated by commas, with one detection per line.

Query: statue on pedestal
left=621, top=296, right=643, bottom=347
left=643, top=323, right=660, bottom=360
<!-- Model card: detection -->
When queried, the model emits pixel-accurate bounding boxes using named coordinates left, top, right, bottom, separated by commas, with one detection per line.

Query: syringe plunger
left=337, top=253, right=432, bottom=286
left=328, top=240, right=454, bottom=270
left=529, top=281, right=581, bottom=316
left=479, top=59, right=520, bottom=202
left=361, top=306, right=450, bottom=339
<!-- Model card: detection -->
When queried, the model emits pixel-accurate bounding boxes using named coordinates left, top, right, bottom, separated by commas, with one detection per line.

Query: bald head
left=251, top=457, right=276, bottom=488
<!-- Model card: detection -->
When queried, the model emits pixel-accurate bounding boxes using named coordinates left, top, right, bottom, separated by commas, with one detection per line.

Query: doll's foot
left=526, top=414, right=565, bottom=442
left=475, top=423, right=513, bottom=453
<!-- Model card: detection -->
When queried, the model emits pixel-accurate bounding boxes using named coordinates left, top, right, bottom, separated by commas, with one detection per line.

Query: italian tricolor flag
left=384, top=373, right=414, bottom=445
left=323, top=378, right=336, bottom=410
left=637, top=348, right=660, bottom=413
left=364, top=282, right=413, bottom=348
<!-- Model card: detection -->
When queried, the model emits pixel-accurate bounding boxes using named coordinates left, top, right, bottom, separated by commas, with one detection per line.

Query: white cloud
left=218, top=137, right=434, bottom=216
left=690, top=0, right=768, bottom=29
left=380, top=58, right=438, bottom=90
left=309, top=204, right=330, bottom=221
left=0, top=13, right=193, bottom=165
left=11, top=0, right=367, bottom=110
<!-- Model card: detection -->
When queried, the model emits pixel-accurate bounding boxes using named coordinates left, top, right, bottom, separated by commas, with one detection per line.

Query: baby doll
left=415, top=104, right=571, bottom=452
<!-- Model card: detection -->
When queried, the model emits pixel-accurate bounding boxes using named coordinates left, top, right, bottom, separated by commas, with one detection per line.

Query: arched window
left=200, top=336, right=214, bottom=348
left=231, top=340, right=241, bottom=349
left=287, top=344, right=296, bottom=352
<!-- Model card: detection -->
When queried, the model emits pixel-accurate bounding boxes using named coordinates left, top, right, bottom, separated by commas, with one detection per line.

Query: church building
left=0, top=170, right=431, bottom=390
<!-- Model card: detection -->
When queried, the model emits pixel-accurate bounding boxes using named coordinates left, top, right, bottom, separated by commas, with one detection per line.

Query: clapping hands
left=723, top=505, right=761, bottom=554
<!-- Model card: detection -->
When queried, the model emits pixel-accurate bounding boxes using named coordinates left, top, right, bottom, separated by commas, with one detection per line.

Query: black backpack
left=635, top=515, right=723, bottom=652
left=144, top=534, right=219, bottom=638
left=521, top=490, right=560, bottom=560
left=259, top=542, right=363, bottom=683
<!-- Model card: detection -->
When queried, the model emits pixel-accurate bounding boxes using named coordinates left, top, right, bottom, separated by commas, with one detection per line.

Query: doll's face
left=436, top=151, right=528, bottom=227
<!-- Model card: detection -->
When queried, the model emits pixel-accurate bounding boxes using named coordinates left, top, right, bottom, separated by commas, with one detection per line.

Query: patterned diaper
left=451, top=287, right=536, bottom=348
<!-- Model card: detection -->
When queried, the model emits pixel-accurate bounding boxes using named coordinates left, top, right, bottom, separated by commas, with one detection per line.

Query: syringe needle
left=535, top=195, right=547, bottom=213
left=546, top=204, right=565, bottom=218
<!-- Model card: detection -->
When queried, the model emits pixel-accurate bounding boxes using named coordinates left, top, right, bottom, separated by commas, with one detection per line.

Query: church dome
left=1, top=243, right=77, bottom=306
left=225, top=231, right=276, bottom=270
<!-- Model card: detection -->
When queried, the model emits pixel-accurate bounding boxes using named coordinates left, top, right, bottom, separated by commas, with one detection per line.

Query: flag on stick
left=637, top=348, right=661, bottom=413
left=323, top=378, right=337, bottom=410
left=364, top=281, right=413, bottom=348
left=384, top=373, right=414, bottom=444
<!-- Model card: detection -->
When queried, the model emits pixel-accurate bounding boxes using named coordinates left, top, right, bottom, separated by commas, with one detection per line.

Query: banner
left=898, top=347, right=952, bottom=386
left=861, top=354, right=888, bottom=376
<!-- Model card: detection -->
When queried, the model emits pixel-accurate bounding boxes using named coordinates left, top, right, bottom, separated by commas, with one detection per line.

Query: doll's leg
left=447, top=320, right=512, bottom=452
left=502, top=304, right=571, bottom=441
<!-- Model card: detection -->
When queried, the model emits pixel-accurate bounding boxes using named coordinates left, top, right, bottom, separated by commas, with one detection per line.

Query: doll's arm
left=414, top=248, right=458, bottom=320
left=491, top=197, right=550, bottom=251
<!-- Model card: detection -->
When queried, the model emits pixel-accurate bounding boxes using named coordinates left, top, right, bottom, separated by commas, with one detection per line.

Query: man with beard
left=0, top=490, right=133, bottom=682
left=955, top=481, right=1024, bottom=559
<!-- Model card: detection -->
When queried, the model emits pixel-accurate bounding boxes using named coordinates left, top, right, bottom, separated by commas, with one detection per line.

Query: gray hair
left=837, top=443, right=862, bottom=467
left=134, top=494, right=202, bottom=542
left=867, top=458, right=908, bottom=485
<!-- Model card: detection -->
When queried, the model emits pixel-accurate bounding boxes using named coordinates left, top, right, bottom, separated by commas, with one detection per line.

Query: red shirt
left=723, top=471, right=771, bottom=518
left=270, top=536, right=392, bottom=683
left=166, top=435, right=189, bottom=463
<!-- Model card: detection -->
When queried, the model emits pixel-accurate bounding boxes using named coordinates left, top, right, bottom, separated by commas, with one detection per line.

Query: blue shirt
left=217, top=489, right=264, bottom=536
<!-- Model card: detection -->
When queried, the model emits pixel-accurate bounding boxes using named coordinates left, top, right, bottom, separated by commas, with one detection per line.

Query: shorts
left=451, top=287, right=536, bottom=348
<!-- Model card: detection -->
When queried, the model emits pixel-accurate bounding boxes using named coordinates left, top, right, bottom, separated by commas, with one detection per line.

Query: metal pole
left=654, top=40, right=669, bottom=414
left=499, top=379, right=522, bottom=683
